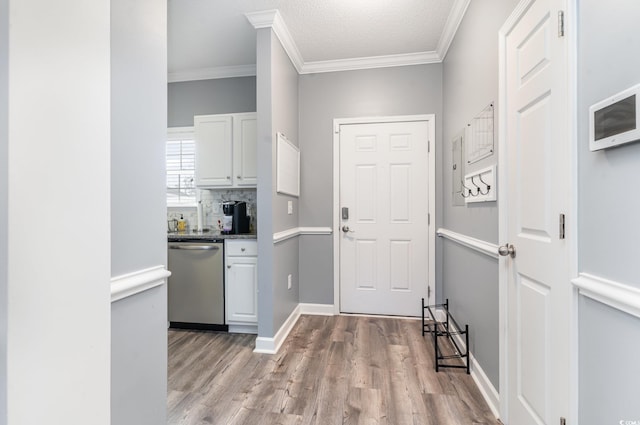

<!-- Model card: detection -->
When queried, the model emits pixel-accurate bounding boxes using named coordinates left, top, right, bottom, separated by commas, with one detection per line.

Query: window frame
left=166, top=126, right=197, bottom=207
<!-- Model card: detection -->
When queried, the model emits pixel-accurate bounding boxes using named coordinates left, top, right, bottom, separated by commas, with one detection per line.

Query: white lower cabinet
left=225, top=240, right=258, bottom=334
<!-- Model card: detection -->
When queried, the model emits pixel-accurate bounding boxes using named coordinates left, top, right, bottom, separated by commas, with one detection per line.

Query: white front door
left=339, top=120, right=431, bottom=316
left=500, top=0, right=570, bottom=423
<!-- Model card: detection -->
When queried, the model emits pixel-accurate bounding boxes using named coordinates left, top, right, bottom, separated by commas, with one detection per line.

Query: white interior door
left=339, top=120, right=430, bottom=316
left=501, top=0, right=570, bottom=423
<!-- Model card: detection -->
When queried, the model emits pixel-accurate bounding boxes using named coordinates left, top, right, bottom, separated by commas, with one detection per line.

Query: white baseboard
left=228, top=323, right=258, bottom=334
left=299, top=303, right=335, bottom=316
left=253, top=303, right=335, bottom=354
left=469, top=352, right=500, bottom=419
left=446, top=320, right=500, bottom=420
left=254, top=304, right=301, bottom=354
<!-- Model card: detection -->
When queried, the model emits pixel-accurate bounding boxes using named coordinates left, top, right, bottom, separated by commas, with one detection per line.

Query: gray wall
left=256, top=27, right=275, bottom=337
left=168, top=76, right=256, bottom=127
left=298, top=64, right=443, bottom=304
left=440, top=0, right=520, bottom=390
left=111, top=0, right=167, bottom=278
left=256, top=28, right=300, bottom=337
left=577, top=1, right=640, bottom=422
left=111, top=286, right=167, bottom=425
left=110, top=0, right=168, bottom=423
left=270, top=34, right=300, bottom=331
left=579, top=298, right=640, bottom=424
left=0, top=0, right=7, bottom=421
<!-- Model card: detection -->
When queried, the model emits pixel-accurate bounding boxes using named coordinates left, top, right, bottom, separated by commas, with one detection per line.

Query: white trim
left=498, top=6, right=511, bottom=420
left=301, top=51, right=441, bottom=74
left=333, top=115, right=436, bottom=315
left=572, top=273, right=640, bottom=320
left=111, top=266, right=170, bottom=303
left=447, top=320, right=501, bottom=421
left=437, top=228, right=499, bottom=259
left=299, top=226, right=332, bottom=235
left=299, top=303, right=335, bottom=316
left=167, top=126, right=194, bottom=140
left=254, top=304, right=301, bottom=354
left=470, top=351, right=501, bottom=420
left=168, top=64, right=256, bottom=83
left=244, top=7, right=470, bottom=76
left=566, top=2, right=579, bottom=423
left=246, top=10, right=304, bottom=74
left=272, top=227, right=299, bottom=244
left=228, top=323, right=258, bottom=334
left=273, top=226, right=333, bottom=244
left=436, top=0, right=471, bottom=61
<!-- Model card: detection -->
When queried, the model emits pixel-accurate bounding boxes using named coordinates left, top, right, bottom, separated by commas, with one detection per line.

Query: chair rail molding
left=273, top=226, right=332, bottom=244
left=111, top=266, right=171, bottom=303
left=437, top=228, right=499, bottom=259
left=572, top=272, right=640, bottom=319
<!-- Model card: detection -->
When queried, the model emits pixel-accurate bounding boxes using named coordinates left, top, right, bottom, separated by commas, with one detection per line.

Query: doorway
left=499, top=0, right=574, bottom=423
left=333, top=115, right=436, bottom=316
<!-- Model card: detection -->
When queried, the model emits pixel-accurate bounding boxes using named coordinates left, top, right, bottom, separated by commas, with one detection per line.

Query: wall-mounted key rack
left=462, top=165, right=496, bottom=203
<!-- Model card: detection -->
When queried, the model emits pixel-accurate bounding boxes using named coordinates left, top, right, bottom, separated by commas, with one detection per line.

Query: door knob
left=498, top=243, right=516, bottom=258
left=342, top=225, right=354, bottom=233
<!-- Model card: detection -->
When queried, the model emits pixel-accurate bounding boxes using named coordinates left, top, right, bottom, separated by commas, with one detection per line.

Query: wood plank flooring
left=168, top=315, right=498, bottom=425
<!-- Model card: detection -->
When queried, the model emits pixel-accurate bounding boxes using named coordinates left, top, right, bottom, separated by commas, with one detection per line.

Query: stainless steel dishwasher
left=167, top=239, right=227, bottom=331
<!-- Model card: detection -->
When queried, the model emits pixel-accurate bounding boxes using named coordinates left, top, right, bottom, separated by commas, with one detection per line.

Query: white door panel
left=502, top=0, right=570, bottom=424
left=340, top=121, right=429, bottom=316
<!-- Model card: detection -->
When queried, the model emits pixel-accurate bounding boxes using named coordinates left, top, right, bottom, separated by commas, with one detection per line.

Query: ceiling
left=168, top=0, right=470, bottom=82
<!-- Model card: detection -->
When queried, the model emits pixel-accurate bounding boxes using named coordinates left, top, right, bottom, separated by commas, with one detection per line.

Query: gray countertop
left=168, top=231, right=257, bottom=241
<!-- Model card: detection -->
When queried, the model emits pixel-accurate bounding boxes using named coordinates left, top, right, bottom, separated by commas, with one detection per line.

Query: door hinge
left=559, top=213, right=565, bottom=239
left=560, top=417, right=566, bottom=425
left=428, top=285, right=431, bottom=300
left=428, top=140, right=431, bottom=153
left=428, top=213, right=431, bottom=226
left=558, top=11, right=565, bottom=37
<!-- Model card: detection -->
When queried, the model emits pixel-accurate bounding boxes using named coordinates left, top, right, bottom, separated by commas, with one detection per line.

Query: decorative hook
left=477, top=174, right=491, bottom=195
left=468, top=177, right=482, bottom=197
left=461, top=180, right=476, bottom=197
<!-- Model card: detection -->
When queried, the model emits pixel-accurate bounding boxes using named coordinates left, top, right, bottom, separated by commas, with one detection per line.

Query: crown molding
left=246, top=9, right=304, bottom=73
left=436, top=0, right=471, bottom=61
left=301, top=51, right=441, bottom=74
left=172, top=3, right=470, bottom=81
left=168, top=64, right=256, bottom=83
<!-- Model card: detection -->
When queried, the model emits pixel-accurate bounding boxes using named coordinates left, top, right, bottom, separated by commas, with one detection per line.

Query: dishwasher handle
left=169, top=245, right=220, bottom=251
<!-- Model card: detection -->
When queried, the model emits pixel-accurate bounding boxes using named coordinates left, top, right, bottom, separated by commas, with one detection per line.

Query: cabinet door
left=233, top=113, right=257, bottom=187
left=194, top=115, right=233, bottom=187
left=226, top=256, right=258, bottom=323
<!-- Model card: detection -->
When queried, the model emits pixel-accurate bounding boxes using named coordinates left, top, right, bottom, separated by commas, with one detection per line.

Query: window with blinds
left=167, top=127, right=196, bottom=206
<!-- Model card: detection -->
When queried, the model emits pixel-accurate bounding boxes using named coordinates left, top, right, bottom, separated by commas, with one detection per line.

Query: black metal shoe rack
left=421, top=298, right=470, bottom=374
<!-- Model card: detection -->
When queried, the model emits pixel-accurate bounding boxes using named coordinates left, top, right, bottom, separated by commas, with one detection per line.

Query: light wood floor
left=168, top=315, right=499, bottom=425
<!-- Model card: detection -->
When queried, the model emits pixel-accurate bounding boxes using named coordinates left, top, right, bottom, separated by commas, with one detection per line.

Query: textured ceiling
left=168, top=0, right=459, bottom=77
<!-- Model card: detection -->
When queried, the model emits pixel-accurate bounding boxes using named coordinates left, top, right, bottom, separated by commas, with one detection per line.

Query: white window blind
left=167, top=127, right=196, bottom=206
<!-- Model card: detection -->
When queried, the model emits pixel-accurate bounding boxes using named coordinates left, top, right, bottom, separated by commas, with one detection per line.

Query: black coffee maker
left=222, top=201, right=250, bottom=234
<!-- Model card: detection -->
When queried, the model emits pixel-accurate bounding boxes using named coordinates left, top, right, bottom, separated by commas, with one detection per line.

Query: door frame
left=497, top=0, right=578, bottom=421
left=332, top=114, right=436, bottom=315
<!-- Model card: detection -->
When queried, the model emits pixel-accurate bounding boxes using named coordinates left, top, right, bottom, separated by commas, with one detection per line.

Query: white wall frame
left=332, top=115, right=436, bottom=315
left=497, top=0, right=578, bottom=421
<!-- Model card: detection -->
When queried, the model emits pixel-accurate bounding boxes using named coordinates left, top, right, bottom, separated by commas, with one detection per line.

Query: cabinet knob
left=227, top=265, right=232, bottom=269
left=241, top=248, right=246, bottom=252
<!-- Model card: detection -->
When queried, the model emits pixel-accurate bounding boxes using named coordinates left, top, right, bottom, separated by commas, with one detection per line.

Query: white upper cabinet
left=194, top=112, right=257, bottom=188
left=194, top=115, right=233, bottom=187
left=233, top=113, right=257, bottom=186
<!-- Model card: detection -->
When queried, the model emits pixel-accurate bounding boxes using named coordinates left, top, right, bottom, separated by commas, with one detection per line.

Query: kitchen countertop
left=168, top=231, right=257, bottom=241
